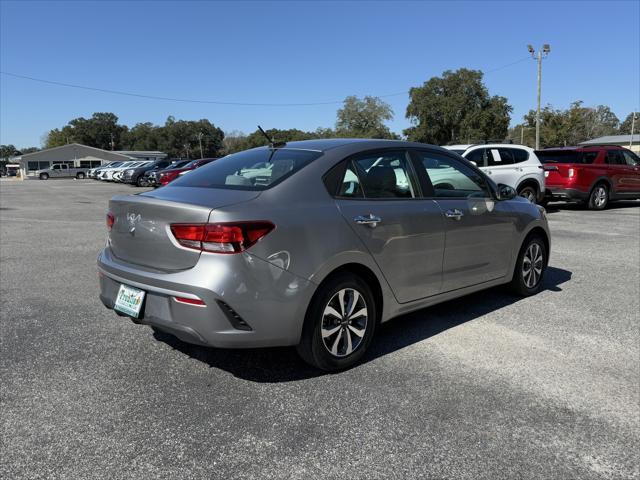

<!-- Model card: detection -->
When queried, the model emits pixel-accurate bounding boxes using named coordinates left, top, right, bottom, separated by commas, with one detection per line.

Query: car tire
left=76, top=172, right=85, bottom=179
left=510, top=235, right=547, bottom=296
left=588, top=183, right=609, bottom=210
left=136, top=176, right=146, bottom=187
left=39, top=173, right=49, bottom=180
left=517, top=185, right=538, bottom=203
left=297, top=273, right=376, bottom=371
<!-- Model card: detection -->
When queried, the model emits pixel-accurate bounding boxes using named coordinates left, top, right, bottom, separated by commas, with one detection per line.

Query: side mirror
left=497, top=183, right=517, bottom=200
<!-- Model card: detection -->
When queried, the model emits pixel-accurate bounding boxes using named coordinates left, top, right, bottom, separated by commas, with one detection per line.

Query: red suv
left=537, top=145, right=640, bottom=209
left=156, top=158, right=217, bottom=186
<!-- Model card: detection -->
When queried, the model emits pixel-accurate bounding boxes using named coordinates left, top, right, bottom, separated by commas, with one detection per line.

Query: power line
left=0, top=57, right=531, bottom=107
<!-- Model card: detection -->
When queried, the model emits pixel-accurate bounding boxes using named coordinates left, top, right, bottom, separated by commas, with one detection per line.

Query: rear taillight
left=568, top=168, right=575, bottom=178
left=170, top=222, right=275, bottom=254
left=106, top=212, right=115, bottom=231
left=159, top=172, right=179, bottom=185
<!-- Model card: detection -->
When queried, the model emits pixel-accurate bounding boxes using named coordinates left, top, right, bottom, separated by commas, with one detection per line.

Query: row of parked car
left=86, top=158, right=217, bottom=187
left=444, top=142, right=640, bottom=210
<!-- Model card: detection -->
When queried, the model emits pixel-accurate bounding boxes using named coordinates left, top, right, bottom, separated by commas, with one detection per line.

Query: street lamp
left=528, top=44, right=551, bottom=150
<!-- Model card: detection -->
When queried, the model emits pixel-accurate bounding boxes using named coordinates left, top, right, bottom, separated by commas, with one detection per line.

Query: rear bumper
left=97, top=247, right=316, bottom=348
left=544, top=187, right=588, bottom=202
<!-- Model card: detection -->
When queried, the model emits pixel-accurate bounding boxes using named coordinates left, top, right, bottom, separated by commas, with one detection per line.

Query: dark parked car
left=121, top=159, right=179, bottom=187
left=156, top=158, right=217, bottom=186
left=539, top=145, right=640, bottom=209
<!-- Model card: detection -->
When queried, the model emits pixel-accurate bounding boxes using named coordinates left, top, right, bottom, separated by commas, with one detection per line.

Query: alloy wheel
left=321, top=288, right=368, bottom=357
left=522, top=242, right=544, bottom=288
left=593, top=186, right=607, bottom=208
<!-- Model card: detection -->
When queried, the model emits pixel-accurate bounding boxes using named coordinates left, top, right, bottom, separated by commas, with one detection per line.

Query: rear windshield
left=536, top=150, right=598, bottom=164
left=170, top=148, right=322, bottom=190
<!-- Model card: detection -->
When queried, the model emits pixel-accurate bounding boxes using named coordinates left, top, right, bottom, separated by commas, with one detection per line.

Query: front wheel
left=76, top=172, right=85, bottom=179
left=510, top=235, right=547, bottom=296
left=297, top=273, right=376, bottom=371
left=39, top=173, right=49, bottom=180
left=588, top=183, right=609, bottom=210
left=136, top=176, right=146, bottom=187
left=517, top=185, right=538, bottom=203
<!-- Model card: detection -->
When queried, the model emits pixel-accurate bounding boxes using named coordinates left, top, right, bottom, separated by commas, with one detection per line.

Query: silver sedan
left=98, top=139, right=550, bottom=370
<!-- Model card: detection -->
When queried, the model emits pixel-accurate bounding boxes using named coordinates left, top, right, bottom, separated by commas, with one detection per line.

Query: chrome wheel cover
left=594, top=187, right=607, bottom=207
left=522, top=242, right=544, bottom=288
left=321, top=288, right=368, bottom=357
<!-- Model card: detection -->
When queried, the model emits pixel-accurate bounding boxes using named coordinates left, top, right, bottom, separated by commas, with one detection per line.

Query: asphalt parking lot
left=1, top=178, right=639, bottom=479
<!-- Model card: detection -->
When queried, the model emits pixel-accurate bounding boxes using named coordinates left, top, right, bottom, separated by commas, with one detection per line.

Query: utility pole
left=196, top=132, right=204, bottom=159
left=630, top=112, right=637, bottom=149
left=528, top=44, right=551, bottom=150
left=110, top=132, right=115, bottom=151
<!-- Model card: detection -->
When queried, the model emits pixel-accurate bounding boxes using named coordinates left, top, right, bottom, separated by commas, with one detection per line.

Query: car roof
left=255, top=138, right=452, bottom=153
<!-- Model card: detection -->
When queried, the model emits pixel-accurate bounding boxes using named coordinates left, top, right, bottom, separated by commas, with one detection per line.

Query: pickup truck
left=37, top=164, right=90, bottom=180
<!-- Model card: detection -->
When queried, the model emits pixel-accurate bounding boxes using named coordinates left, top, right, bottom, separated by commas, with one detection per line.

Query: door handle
left=445, top=209, right=464, bottom=220
left=354, top=214, right=382, bottom=227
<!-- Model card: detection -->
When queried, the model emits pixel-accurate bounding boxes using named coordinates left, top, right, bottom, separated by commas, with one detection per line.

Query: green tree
left=404, top=68, right=512, bottom=144
left=44, top=112, right=127, bottom=150
left=619, top=112, right=639, bottom=135
left=335, top=96, right=397, bottom=139
left=517, top=101, right=621, bottom=148
left=0, top=144, right=20, bottom=160
left=155, top=117, right=225, bottom=158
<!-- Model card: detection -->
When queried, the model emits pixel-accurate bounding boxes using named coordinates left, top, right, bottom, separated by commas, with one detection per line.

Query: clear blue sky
left=1, top=0, right=639, bottom=149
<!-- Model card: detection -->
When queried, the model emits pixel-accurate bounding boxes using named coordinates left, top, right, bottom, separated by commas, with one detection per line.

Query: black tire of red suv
left=588, top=183, right=609, bottom=210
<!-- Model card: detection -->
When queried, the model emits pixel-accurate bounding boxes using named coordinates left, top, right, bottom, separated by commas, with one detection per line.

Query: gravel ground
left=1, top=179, right=639, bottom=479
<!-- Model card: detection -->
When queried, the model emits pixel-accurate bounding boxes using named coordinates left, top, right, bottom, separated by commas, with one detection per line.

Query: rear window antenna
left=257, top=125, right=286, bottom=149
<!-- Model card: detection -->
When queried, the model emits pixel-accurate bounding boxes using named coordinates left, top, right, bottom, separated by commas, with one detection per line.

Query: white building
left=19, top=144, right=167, bottom=175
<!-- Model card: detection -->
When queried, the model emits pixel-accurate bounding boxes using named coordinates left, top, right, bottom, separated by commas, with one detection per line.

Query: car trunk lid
left=108, top=187, right=260, bottom=270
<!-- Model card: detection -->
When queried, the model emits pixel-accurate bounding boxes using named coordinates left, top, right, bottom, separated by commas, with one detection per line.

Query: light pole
left=528, top=44, right=551, bottom=150
left=630, top=112, right=638, bottom=149
left=196, top=132, right=204, bottom=159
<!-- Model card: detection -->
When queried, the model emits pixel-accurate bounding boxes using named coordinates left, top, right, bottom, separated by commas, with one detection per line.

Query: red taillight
left=170, top=222, right=274, bottom=254
left=159, top=171, right=179, bottom=185
left=106, top=212, right=115, bottom=231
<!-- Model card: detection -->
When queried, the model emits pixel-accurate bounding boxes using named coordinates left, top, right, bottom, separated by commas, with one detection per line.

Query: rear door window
left=536, top=150, right=597, bottom=164
left=606, top=150, right=625, bottom=165
left=350, top=151, right=418, bottom=199
left=511, top=148, right=530, bottom=163
left=495, top=149, right=515, bottom=165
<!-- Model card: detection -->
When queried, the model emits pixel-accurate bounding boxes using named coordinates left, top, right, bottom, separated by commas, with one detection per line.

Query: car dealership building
left=19, top=144, right=167, bottom=175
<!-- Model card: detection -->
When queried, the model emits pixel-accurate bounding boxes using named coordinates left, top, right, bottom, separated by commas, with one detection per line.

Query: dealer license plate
left=114, top=284, right=146, bottom=318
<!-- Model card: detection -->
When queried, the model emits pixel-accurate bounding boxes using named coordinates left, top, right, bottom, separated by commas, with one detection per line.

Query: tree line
left=2, top=68, right=637, bottom=161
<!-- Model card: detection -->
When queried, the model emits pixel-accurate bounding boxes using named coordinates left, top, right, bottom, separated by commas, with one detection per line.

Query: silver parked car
left=98, top=139, right=550, bottom=370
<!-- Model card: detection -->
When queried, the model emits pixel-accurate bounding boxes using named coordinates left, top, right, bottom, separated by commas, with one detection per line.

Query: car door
left=619, top=150, right=640, bottom=193
left=334, top=150, right=446, bottom=303
left=411, top=149, right=517, bottom=292
left=605, top=150, right=630, bottom=193
left=485, top=148, right=517, bottom=187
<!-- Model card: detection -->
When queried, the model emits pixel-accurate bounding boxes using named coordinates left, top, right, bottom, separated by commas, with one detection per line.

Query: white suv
left=443, top=144, right=545, bottom=203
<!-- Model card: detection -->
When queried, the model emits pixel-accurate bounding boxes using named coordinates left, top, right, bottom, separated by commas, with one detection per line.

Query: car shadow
left=544, top=200, right=640, bottom=213
left=152, top=266, right=572, bottom=383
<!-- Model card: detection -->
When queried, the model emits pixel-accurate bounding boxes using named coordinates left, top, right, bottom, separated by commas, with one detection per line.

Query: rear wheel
left=588, top=183, right=609, bottom=210
left=517, top=185, right=538, bottom=203
left=297, top=273, right=376, bottom=371
left=39, top=173, right=49, bottom=180
left=510, top=235, right=547, bottom=296
left=136, top=176, right=146, bottom=187
left=76, top=172, right=85, bottom=179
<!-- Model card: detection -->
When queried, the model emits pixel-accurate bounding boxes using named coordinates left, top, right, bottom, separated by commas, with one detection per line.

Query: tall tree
left=335, top=96, right=397, bottom=139
left=44, top=112, right=127, bottom=150
left=516, top=101, right=621, bottom=148
left=404, top=68, right=512, bottom=144
left=0, top=144, right=20, bottom=160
